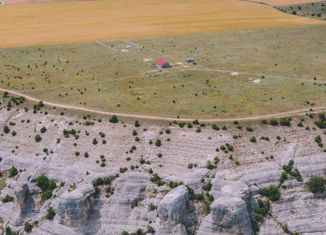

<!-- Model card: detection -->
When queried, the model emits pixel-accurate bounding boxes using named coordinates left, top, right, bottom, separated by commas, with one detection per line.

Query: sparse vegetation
left=1, top=194, right=14, bottom=203
left=307, top=176, right=326, bottom=194
left=36, top=175, right=57, bottom=200
left=259, top=185, right=280, bottom=201
left=24, top=221, right=33, bottom=233
left=9, top=166, right=18, bottom=177
left=46, top=207, right=56, bottom=220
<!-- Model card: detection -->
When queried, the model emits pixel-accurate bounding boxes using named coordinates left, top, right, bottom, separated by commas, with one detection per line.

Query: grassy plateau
left=0, top=25, right=325, bottom=118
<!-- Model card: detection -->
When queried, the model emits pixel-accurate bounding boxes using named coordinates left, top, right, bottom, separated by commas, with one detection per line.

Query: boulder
left=198, top=197, right=253, bottom=235
left=198, top=179, right=254, bottom=235
left=157, top=185, right=197, bottom=235
left=58, top=184, right=95, bottom=227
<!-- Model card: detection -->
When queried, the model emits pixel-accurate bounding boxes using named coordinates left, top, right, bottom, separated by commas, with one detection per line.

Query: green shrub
left=5, top=227, right=17, bottom=235
left=34, top=134, right=42, bottom=143
left=93, top=177, right=111, bottom=186
left=206, top=160, right=217, bottom=170
left=3, top=125, right=10, bottom=134
left=109, top=115, right=119, bottom=123
left=246, top=127, right=253, bottom=132
left=40, top=127, right=47, bottom=133
left=307, top=176, right=326, bottom=194
left=33, top=101, right=44, bottom=111
left=148, top=204, right=156, bottom=211
left=24, top=221, right=33, bottom=232
left=279, top=118, right=291, bottom=127
left=255, top=199, right=270, bottom=222
left=259, top=185, right=280, bottom=201
left=46, top=207, right=56, bottom=220
left=250, top=136, right=257, bottom=143
left=9, top=166, right=18, bottom=177
left=36, top=175, right=57, bottom=200
left=212, top=124, right=220, bottom=131
left=155, top=139, right=161, bottom=147
left=315, top=113, right=326, bottom=129
left=150, top=173, right=164, bottom=186
left=269, top=119, right=279, bottom=126
left=2, top=194, right=14, bottom=203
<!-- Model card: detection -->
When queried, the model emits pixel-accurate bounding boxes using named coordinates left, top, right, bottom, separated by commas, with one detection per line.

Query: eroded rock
left=198, top=179, right=254, bottom=235
left=157, top=185, right=197, bottom=235
left=58, top=184, right=95, bottom=227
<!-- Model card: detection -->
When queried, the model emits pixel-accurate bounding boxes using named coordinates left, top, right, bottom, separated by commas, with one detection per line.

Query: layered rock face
left=157, top=185, right=197, bottom=234
left=1, top=106, right=326, bottom=234
left=58, top=184, right=95, bottom=227
left=198, top=180, right=254, bottom=235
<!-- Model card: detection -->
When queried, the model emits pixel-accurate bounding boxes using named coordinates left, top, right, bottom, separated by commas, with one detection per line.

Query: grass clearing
left=0, top=0, right=324, bottom=48
left=0, top=25, right=325, bottom=119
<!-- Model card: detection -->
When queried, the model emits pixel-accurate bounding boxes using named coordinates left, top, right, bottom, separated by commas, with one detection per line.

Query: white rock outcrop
left=58, top=184, right=95, bottom=227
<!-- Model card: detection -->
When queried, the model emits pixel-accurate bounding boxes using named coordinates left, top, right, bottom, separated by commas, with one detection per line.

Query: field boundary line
left=0, top=87, right=325, bottom=123
left=96, top=41, right=119, bottom=51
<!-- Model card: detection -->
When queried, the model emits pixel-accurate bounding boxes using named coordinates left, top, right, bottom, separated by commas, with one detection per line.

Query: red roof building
left=156, top=58, right=170, bottom=68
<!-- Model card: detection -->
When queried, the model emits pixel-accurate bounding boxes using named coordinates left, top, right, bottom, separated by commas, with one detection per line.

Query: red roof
left=156, top=58, right=168, bottom=65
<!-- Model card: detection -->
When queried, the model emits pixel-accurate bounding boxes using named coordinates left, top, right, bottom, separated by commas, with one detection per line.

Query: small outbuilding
left=156, top=59, right=171, bottom=68
left=186, top=58, right=195, bottom=63
left=186, top=58, right=197, bottom=65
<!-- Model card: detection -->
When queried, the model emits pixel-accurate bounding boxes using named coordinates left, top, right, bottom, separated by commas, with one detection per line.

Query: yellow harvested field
left=0, top=0, right=324, bottom=48
left=255, top=0, right=323, bottom=6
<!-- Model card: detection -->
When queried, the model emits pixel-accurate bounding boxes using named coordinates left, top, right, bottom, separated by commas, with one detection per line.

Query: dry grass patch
left=0, top=0, right=323, bottom=48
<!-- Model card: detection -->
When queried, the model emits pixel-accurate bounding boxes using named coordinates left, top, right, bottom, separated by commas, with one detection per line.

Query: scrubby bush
left=5, top=227, right=17, bottom=235
left=9, top=166, right=18, bottom=177
left=315, top=113, right=326, bottom=129
left=259, top=185, right=280, bottom=201
left=93, top=177, right=112, bottom=187
left=1, top=194, right=14, bottom=203
left=307, top=176, right=326, bottom=194
left=24, top=221, right=33, bottom=232
left=212, top=124, right=220, bottom=131
left=34, top=134, right=42, bottom=143
left=155, top=139, right=161, bottom=147
left=36, top=175, right=57, bottom=200
left=279, top=118, right=291, bottom=127
left=109, top=115, right=119, bottom=123
left=255, top=199, right=270, bottom=222
left=314, top=135, right=323, bottom=148
left=46, top=207, right=56, bottom=220
left=3, top=125, right=10, bottom=134
left=250, top=136, right=257, bottom=143
left=150, top=173, right=164, bottom=186
left=33, top=101, right=44, bottom=111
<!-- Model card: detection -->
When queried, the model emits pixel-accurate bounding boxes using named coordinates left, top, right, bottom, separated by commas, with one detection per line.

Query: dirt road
left=0, top=87, right=325, bottom=123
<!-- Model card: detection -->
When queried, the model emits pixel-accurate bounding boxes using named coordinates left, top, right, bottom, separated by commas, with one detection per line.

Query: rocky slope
left=0, top=96, right=325, bottom=234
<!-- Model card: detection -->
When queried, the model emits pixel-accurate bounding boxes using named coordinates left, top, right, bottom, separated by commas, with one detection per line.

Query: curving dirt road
left=0, top=87, right=325, bottom=123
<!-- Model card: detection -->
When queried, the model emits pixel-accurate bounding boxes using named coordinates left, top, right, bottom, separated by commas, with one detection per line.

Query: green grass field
left=0, top=25, right=325, bottom=118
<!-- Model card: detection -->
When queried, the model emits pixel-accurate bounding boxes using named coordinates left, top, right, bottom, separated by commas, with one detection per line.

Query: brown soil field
left=3, top=0, right=90, bottom=5
left=0, top=0, right=324, bottom=48
left=252, top=0, right=324, bottom=6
